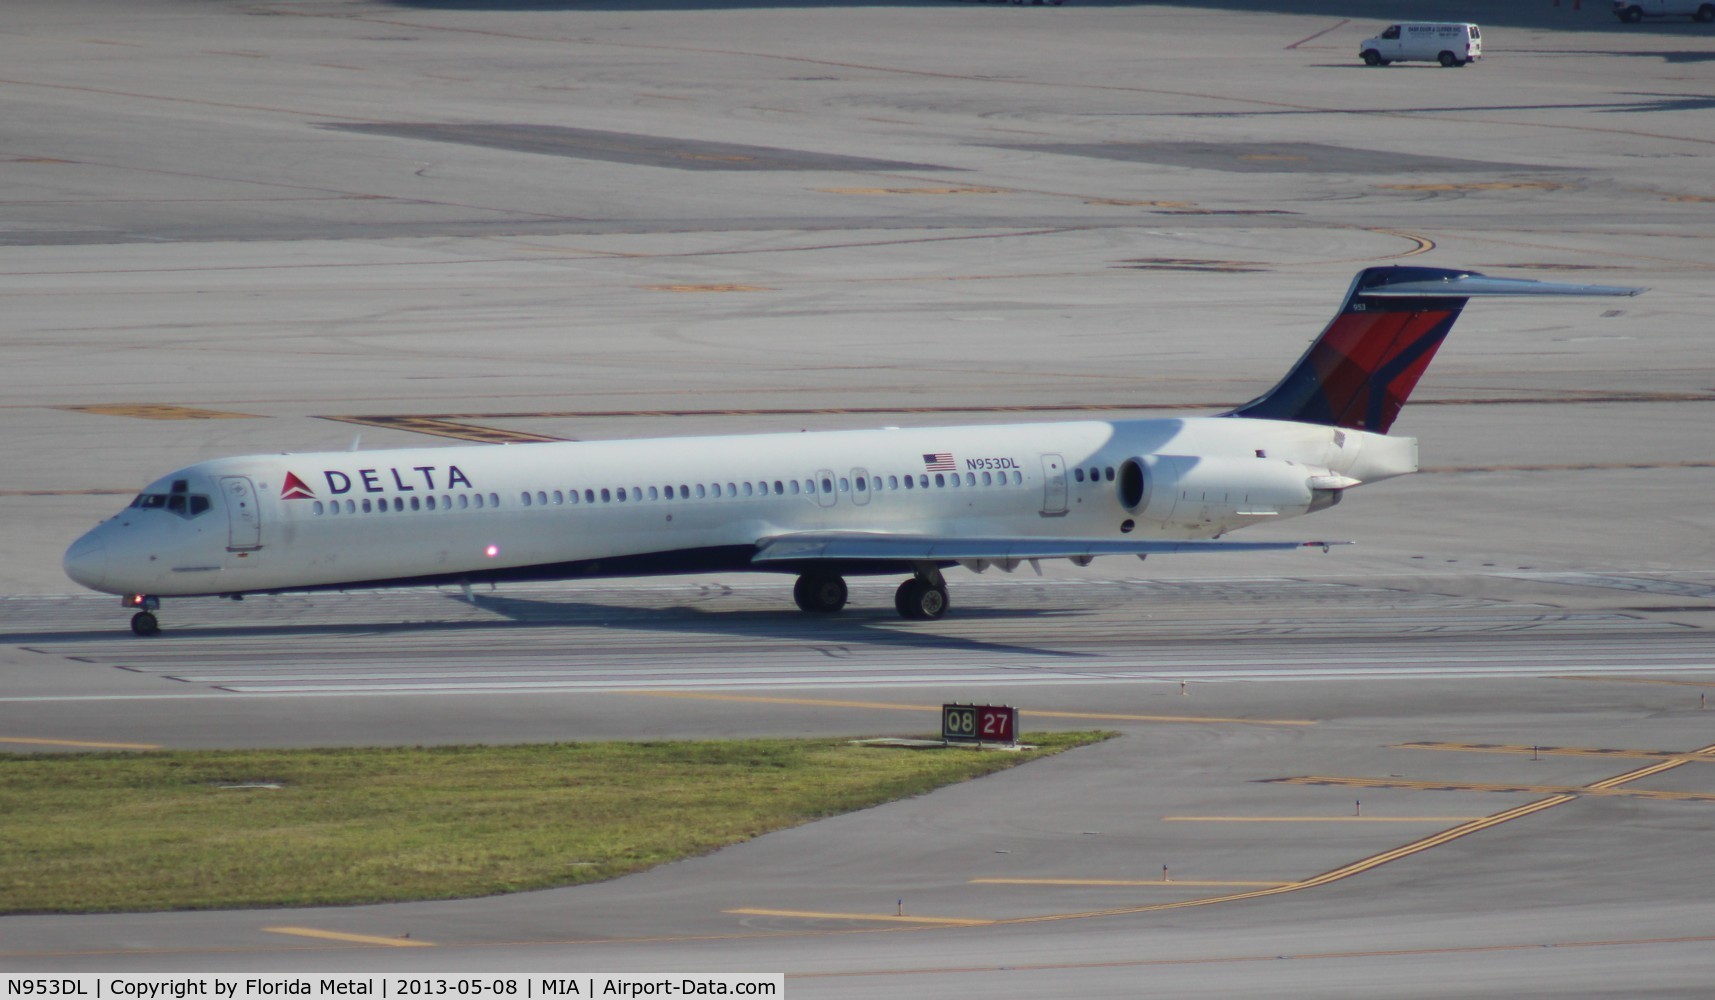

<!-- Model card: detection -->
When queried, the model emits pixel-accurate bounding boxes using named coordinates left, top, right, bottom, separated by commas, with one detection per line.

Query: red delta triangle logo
left=280, top=471, right=316, bottom=500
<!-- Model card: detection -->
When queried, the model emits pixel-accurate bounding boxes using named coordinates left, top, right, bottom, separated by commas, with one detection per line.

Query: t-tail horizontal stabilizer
left=1227, top=266, right=1645, bottom=434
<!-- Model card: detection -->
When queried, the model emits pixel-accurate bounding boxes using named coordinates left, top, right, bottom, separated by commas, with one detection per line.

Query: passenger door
left=220, top=475, right=262, bottom=554
left=1040, top=454, right=1068, bottom=517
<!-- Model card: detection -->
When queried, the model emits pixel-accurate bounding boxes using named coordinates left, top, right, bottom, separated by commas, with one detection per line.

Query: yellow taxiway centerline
left=972, top=878, right=1290, bottom=887
left=1163, top=816, right=1485, bottom=822
left=264, top=927, right=434, bottom=948
left=2, top=736, right=160, bottom=750
left=617, top=691, right=1315, bottom=727
left=724, top=909, right=992, bottom=926
left=1397, top=741, right=1715, bottom=762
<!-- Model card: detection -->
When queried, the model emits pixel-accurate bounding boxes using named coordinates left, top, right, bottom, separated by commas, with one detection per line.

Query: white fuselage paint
left=66, top=415, right=1416, bottom=599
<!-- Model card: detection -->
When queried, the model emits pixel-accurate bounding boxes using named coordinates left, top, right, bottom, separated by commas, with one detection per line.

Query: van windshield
left=1382, top=25, right=1400, bottom=39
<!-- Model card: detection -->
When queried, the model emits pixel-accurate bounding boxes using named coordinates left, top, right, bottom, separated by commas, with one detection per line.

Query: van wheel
left=1361, top=49, right=1382, bottom=66
left=1438, top=51, right=1462, bottom=67
left=1697, top=4, right=1715, bottom=22
left=1620, top=6, right=1644, bottom=21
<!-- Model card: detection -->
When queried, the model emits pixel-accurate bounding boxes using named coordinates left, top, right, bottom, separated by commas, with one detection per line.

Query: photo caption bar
left=3, top=977, right=782, bottom=1000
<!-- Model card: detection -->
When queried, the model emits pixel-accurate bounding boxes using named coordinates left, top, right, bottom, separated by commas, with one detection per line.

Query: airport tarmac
left=3, top=0, right=1715, bottom=994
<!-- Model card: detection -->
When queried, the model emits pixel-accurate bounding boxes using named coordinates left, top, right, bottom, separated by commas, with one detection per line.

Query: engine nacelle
left=1117, top=454, right=1341, bottom=531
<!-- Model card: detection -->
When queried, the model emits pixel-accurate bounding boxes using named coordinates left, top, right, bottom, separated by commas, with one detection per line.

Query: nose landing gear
left=125, top=595, right=162, bottom=636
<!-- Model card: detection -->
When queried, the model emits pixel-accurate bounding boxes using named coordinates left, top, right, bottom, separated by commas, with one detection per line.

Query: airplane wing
left=752, top=531, right=1345, bottom=570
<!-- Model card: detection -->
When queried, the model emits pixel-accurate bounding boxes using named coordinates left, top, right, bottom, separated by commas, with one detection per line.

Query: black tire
left=1438, top=51, right=1460, bottom=68
left=894, top=579, right=949, bottom=621
left=1621, top=6, right=1644, bottom=22
left=1361, top=49, right=1382, bottom=66
left=130, top=611, right=160, bottom=637
left=793, top=573, right=847, bottom=614
left=1697, top=5, right=1714, bottom=22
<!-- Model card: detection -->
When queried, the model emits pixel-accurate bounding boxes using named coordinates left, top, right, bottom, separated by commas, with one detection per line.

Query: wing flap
left=752, top=532, right=1344, bottom=565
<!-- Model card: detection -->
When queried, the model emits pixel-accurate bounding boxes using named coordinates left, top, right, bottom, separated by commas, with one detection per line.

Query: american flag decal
left=923, top=453, right=955, bottom=472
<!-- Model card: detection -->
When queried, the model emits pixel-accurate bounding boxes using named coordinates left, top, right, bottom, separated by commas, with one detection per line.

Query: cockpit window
left=129, top=488, right=212, bottom=520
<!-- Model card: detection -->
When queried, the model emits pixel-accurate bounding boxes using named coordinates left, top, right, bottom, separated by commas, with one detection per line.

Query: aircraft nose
left=63, top=531, right=108, bottom=591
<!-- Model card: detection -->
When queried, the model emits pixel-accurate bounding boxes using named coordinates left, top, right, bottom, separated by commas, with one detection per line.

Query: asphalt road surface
left=3, top=0, right=1714, bottom=995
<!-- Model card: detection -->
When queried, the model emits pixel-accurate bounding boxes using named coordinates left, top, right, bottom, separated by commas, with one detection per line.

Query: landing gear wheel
left=793, top=573, right=848, bottom=614
left=130, top=611, right=160, bottom=637
left=894, top=579, right=950, bottom=621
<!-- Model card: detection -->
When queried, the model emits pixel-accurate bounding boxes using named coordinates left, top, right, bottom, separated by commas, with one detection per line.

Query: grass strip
left=0, top=732, right=1107, bottom=914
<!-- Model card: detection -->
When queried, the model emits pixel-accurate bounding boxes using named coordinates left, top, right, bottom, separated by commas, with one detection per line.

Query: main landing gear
left=793, top=572, right=849, bottom=614
left=894, top=570, right=950, bottom=620
left=126, top=595, right=162, bottom=636
left=792, top=568, right=950, bottom=621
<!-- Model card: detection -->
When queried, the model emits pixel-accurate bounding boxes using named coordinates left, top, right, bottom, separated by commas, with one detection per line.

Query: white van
left=1359, top=22, right=1482, bottom=67
left=1612, top=1, right=1715, bottom=22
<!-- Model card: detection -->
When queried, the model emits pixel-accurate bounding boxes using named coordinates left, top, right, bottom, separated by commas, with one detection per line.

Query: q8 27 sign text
left=941, top=704, right=1017, bottom=745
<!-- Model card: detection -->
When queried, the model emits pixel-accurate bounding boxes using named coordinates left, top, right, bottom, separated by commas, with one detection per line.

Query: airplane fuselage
left=63, top=415, right=1414, bottom=600
left=64, top=266, right=1641, bottom=634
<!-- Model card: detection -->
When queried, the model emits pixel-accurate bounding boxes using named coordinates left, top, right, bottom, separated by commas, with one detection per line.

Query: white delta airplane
left=64, top=266, right=1641, bottom=636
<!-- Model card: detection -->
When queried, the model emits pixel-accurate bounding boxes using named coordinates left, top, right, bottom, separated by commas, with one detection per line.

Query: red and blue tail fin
left=1226, top=266, right=1643, bottom=434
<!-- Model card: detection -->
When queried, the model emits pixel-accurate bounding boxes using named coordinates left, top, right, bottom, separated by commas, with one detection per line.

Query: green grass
left=0, top=733, right=1108, bottom=914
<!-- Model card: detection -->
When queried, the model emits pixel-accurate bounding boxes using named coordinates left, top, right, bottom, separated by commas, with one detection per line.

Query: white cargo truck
left=1612, top=1, right=1715, bottom=22
left=1359, top=22, right=1482, bottom=67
